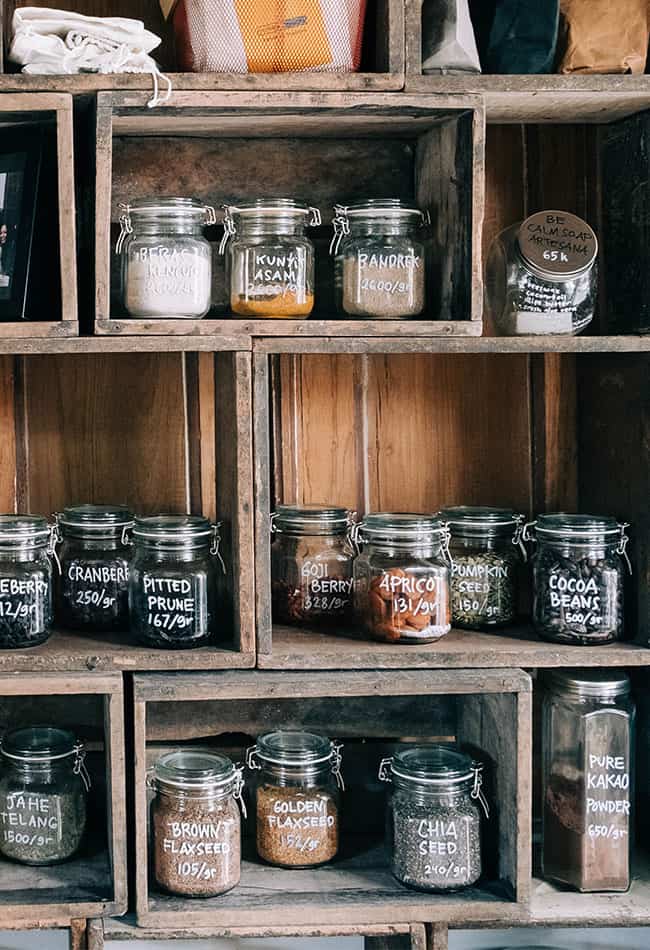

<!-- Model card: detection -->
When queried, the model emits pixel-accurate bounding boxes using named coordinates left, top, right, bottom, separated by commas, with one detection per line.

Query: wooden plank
left=0, top=322, right=78, bottom=339
left=254, top=351, right=273, bottom=656
left=0, top=355, right=17, bottom=510
left=54, top=96, right=77, bottom=324
left=96, top=319, right=483, bottom=337
left=105, top=915, right=421, bottom=939
left=254, top=336, right=650, bottom=355
left=95, top=93, right=113, bottom=323
left=426, top=924, right=448, bottom=950
left=86, top=919, right=105, bottom=950
left=68, top=916, right=87, bottom=950
left=531, top=354, right=578, bottom=513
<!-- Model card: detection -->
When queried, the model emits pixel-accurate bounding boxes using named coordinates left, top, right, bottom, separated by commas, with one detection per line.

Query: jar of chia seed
left=528, top=514, right=629, bottom=645
left=0, top=516, right=54, bottom=649
left=353, top=513, right=451, bottom=644
left=56, top=505, right=133, bottom=632
left=439, top=506, right=526, bottom=630
left=0, top=726, right=90, bottom=866
left=128, top=515, right=222, bottom=649
left=150, top=749, right=245, bottom=898
left=379, top=745, right=488, bottom=892
left=271, top=505, right=355, bottom=627
left=246, top=731, right=343, bottom=869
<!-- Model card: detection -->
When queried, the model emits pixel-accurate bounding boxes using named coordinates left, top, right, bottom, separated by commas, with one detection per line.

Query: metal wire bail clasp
left=48, top=521, right=62, bottom=575
left=378, top=756, right=393, bottom=783
left=471, top=764, right=489, bottom=818
left=210, top=524, right=226, bottom=574
left=618, top=522, right=632, bottom=574
left=233, top=764, right=248, bottom=819
left=73, top=743, right=92, bottom=792
left=346, top=511, right=359, bottom=555
left=331, top=741, right=345, bottom=791
left=115, top=204, right=133, bottom=254
left=204, top=205, right=217, bottom=226
left=513, top=514, right=528, bottom=562
left=440, top=522, right=453, bottom=567
left=522, top=520, right=537, bottom=546
left=329, top=205, right=350, bottom=255
left=219, top=206, right=237, bottom=255
left=308, top=207, right=322, bottom=227
left=246, top=745, right=260, bottom=771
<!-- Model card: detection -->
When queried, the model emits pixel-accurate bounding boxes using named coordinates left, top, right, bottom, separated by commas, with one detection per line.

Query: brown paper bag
left=557, top=0, right=648, bottom=73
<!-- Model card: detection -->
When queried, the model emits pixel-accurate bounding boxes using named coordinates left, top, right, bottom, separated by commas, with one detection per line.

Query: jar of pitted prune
left=439, top=506, right=526, bottom=630
left=0, top=516, right=54, bottom=649
left=529, top=514, right=630, bottom=645
left=56, top=505, right=133, bottom=632
left=0, top=726, right=90, bottom=866
left=353, top=513, right=451, bottom=644
left=129, top=515, right=222, bottom=649
left=379, top=745, right=488, bottom=892
left=271, top=505, right=355, bottom=627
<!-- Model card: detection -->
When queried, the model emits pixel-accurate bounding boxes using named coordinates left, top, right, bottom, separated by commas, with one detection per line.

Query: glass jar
left=270, top=504, right=355, bottom=627
left=128, top=515, right=222, bottom=650
left=529, top=514, right=629, bottom=645
left=117, top=198, right=215, bottom=318
left=439, top=506, right=526, bottom=630
left=246, top=731, right=343, bottom=868
left=486, top=210, right=598, bottom=336
left=220, top=200, right=320, bottom=317
left=379, top=745, right=488, bottom=892
left=56, top=504, right=133, bottom=632
left=353, top=513, right=451, bottom=644
left=0, top=726, right=89, bottom=866
left=541, top=669, right=635, bottom=892
left=150, top=749, right=245, bottom=898
left=0, top=515, right=53, bottom=649
left=331, top=199, right=427, bottom=318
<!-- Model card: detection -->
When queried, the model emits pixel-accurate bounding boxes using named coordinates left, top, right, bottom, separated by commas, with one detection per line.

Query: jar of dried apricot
left=353, top=513, right=451, bottom=644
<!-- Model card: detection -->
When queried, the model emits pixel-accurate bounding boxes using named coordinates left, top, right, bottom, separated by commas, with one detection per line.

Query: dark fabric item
left=486, top=0, right=559, bottom=74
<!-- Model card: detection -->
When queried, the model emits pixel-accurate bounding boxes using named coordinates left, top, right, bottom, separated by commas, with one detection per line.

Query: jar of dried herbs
left=56, top=504, right=133, bottom=632
left=271, top=504, right=355, bottom=627
left=0, top=516, right=54, bottom=649
left=541, top=669, right=635, bottom=892
left=247, top=731, right=343, bottom=868
left=0, top=726, right=89, bottom=866
left=331, top=200, right=426, bottom=318
left=529, top=514, right=629, bottom=645
left=353, top=513, right=451, bottom=644
left=439, top=506, right=526, bottom=630
left=129, top=515, right=223, bottom=650
left=379, top=745, right=488, bottom=892
left=150, top=749, right=245, bottom=898
left=486, top=210, right=598, bottom=336
left=221, top=200, right=320, bottom=318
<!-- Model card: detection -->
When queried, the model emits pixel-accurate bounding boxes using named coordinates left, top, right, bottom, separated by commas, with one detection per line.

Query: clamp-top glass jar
left=117, top=198, right=215, bottom=318
left=541, top=670, right=635, bottom=892
left=128, top=515, right=222, bottom=649
left=247, top=731, right=343, bottom=868
left=271, top=504, right=355, bottom=627
left=56, top=504, right=133, bottom=632
left=0, top=515, right=54, bottom=649
left=0, top=726, right=89, bottom=866
left=353, top=513, right=451, bottom=643
left=331, top=199, right=427, bottom=318
left=379, top=745, right=488, bottom=892
left=529, top=514, right=629, bottom=645
left=486, top=210, right=598, bottom=336
left=150, top=749, right=245, bottom=898
left=440, top=506, right=526, bottom=630
left=221, top=200, right=320, bottom=317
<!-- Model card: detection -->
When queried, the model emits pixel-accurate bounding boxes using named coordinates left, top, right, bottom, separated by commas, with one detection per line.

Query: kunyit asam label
left=518, top=210, right=598, bottom=278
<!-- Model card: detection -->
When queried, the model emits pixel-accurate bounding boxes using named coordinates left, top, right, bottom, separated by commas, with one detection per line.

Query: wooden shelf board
left=95, top=319, right=482, bottom=338
left=104, top=915, right=418, bottom=940
left=253, top=334, right=650, bottom=354
left=258, top=624, right=650, bottom=670
left=0, top=628, right=254, bottom=673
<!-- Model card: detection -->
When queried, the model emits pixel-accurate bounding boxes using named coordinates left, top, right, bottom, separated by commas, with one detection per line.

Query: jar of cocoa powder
left=246, top=731, right=343, bottom=869
left=353, top=513, right=451, bottom=644
left=150, top=749, right=245, bottom=898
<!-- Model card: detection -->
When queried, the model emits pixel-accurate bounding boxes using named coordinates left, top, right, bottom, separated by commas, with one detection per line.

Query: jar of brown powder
left=247, top=731, right=343, bottom=868
left=150, top=749, right=245, bottom=898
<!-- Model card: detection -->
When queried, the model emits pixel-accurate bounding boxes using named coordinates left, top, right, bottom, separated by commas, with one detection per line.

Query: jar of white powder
left=117, top=198, right=216, bottom=318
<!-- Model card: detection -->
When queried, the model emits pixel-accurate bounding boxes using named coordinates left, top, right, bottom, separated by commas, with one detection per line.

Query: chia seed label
left=410, top=815, right=472, bottom=881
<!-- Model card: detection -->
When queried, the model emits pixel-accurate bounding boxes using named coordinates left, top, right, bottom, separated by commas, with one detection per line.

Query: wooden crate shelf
left=132, top=668, right=531, bottom=929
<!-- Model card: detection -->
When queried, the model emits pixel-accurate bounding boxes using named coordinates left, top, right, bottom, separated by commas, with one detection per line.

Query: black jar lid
left=542, top=669, right=631, bottom=701
left=516, top=210, right=598, bottom=281
left=153, top=749, right=238, bottom=791
left=440, top=506, right=522, bottom=536
left=1, top=725, right=80, bottom=762
left=132, top=514, right=217, bottom=546
left=58, top=504, right=134, bottom=538
left=0, top=514, right=50, bottom=546
left=535, top=513, right=621, bottom=539
left=359, top=512, right=447, bottom=545
left=272, top=504, right=353, bottom=536
left=254, top=731, right=335, bottom=767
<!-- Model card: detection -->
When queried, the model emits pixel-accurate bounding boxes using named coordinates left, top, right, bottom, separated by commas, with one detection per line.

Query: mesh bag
left=172, top=0, right=367, bottom=73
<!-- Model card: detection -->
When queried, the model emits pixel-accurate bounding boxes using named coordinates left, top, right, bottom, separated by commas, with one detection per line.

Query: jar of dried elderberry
left=56, top=505, right=133, bottom=632
left=379, top=745, right=488, bottom=892
left=0, top=516, right=54, bottom=649
left=439, top=506, right=526, bottom=630
left=129, top=515, right=222, bottom=649
left=246, top=731, right=343, bottom=869
left=486, top=210, right=598, bottom=336
left=271, top=505, right=355, bottom=627
left=150, top=749, right=245, bottom=898
left=0, top=726, right=90, bottom=866
left=353, top=513, right=451, bottom=644
left=528, top=514, right=629, bottom=645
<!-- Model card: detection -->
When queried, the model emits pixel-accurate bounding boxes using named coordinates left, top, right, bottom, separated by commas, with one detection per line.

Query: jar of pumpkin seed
left=439, top=507, right=526, bottom=630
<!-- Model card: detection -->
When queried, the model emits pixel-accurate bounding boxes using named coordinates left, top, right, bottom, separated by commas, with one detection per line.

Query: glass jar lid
left=0, top=725, right=81, bottom=762
left=254, top=731, right=334, bottom=766
left=541, top=668, right=632, bottom=701
left=516, top=210, right=598, bottom=281
left=440, top=506, right=523, bottom=537
left=272, top=504, right=353, bottom=537
left=535, top=513, right=621, bottom=540
left=228, top=198, right=319, bottom=221
left=57, top=504, right=134, bottom=539
left=0, top=515, right=51, bottom=547
left=153, top=749, right=239, bottom=791
left=132, top=514, right=217, bottom=547
left=126, top=197, right=214, bottom=221
left=379, top=745, right=489, bottom=814
left=358, top=512, right=448, bottom=546
left=334, top=199, right=426, bottom=224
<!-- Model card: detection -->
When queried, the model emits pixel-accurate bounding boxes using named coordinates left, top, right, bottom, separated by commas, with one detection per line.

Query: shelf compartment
left=92, top=90, right=484, bottom=337
left=132, top=668, right=532, bottom=928
left=0, top=672, right=126, bottom=928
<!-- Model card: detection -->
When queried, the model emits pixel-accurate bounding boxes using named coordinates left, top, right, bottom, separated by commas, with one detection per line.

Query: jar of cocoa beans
left=353, top=513, right=451, bottom=644
left=271, top=505, right=355, bottom=627
left=246, top=731, right=343, bottom=869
